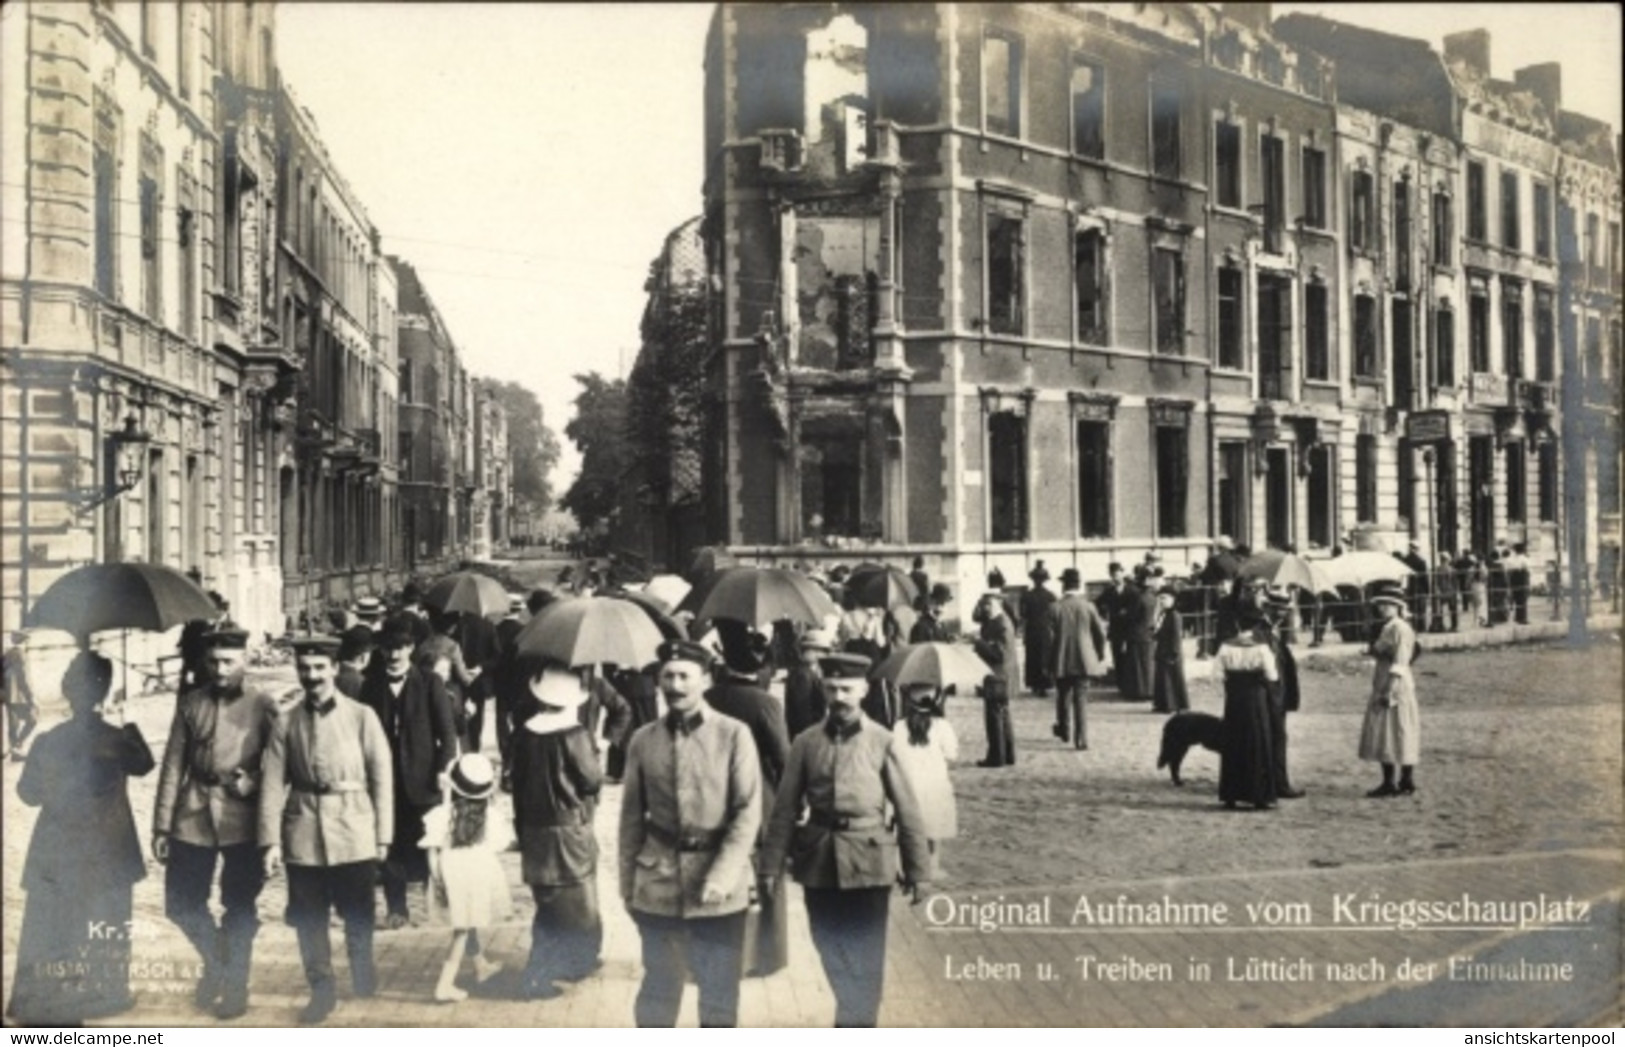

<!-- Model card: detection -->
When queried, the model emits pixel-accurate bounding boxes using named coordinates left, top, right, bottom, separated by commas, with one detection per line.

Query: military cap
left=203, top=623, right=250, bottom=649
left=286, top=633, right=342, bottom=658
left=1370, top=581, right=1407, bottom=609
left=818, top=651, right=872, bottom=681
left=657, top=638, right=714, bottom=670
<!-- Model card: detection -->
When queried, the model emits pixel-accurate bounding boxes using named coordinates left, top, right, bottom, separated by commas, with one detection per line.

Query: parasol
left=423, top=571, right=511, bottom=618
left=1236, top=550, right=1337, bottom=595
left=871, top=642, right=994, bottom=693
left=692, top=566, right=838, bottom=628
left=1316, top=550, right=1414, bottom=589
left=513, top=595, right=666, bottom=670
left=846, top=563, right=920, bottom=611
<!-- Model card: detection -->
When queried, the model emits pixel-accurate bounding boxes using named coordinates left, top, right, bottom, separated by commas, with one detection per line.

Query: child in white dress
left=423, top=753, right=514, bottom=1003
left=890, top=683, right=958, bottom=879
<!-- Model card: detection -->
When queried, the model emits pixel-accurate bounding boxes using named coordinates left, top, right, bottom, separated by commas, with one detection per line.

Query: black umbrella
left=27, top=562, right=218, bottom=642
left=605, top=589, right=687, bottom=643
left=692, top=566, right=837, bottom=628
left=423, top=571, right=510, bottom=618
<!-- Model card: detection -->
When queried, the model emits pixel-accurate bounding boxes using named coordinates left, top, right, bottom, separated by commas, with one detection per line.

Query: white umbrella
left=1317, top=551, right=1413, bottom=589
left=642, top=574, right=692, bottom=614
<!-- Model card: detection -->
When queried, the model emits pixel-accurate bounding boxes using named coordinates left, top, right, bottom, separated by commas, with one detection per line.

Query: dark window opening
left=1076, top=420, right=1111, bottom=538
left=1217, top=266, right=1243, bottom=370
left=988, top=412, right=1027, bottom=542
left=1215, top=121, right=1241, bottom=209
left=1154, top=247, right=1185, bottom=354
left=1258, top=274, right=1290, bottom=400
left=1356, top=434, right=1378, bottom=524
left=1533, top=182, right=1552, bottom=259
left=802, top=435, right=862, bottom=539
left=1469, top=283, right=1491, bottom=373
left=1584, top=318, right=1603, bottom=381
left=1397, top=441, right=1415, bottom=527
left=1217, top=441, right=1248, bottom=545
left=1350, top=170, right=1374, bottom=250
left=1075, top=229, right=1107, bottom=345
left=1469, top=435, right=1495, bottom=554
left=1501, top=279, right=1523, bottom=379
left=1500, top=170, right=1520, bottom=250
left=1071, top=59, right=1104, bottom=159
left=1434, top=307, right=1456, bottom=388
left=987, top=212, right=1024, bottom=336
left=140, top=172, right=161, bottom=320
left=1467, top=161, right=1486, bottom=241
left=1302, top=147, right=1326, bottom=229
left=1534, top=286, right=1555, bottom=382
left=1155, top=424, right=1187, bottom=539
left=1307, top=445, right=1334, bottom=548
left=1506, top=441, right=1526, bottom=523
left=1393, top=179, right=1412, bottom=289
left=1305, top=283, right=1330, bottom=381
left=1265, top=446, right=1291, bottom=550
left=1392, top=299, right=1413, bottom=408
left=1261, top=135, right=1285, bottom=253
left=1432, top=191, right=1453, bottom=265
left=1354, top=294, right=1378, bottom=379
left=1151, top=78, right=1181, bottom=179
left=1538, top=441, right=1558, bottom=523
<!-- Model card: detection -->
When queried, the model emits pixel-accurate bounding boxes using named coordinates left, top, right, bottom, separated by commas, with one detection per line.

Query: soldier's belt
left=190, top=766, right=252, bottom=787
left=808, top=810, right=886, bottom=831
left=290, top=780, right=367, bottom=795
left=644, top=821, right=725, bottom=852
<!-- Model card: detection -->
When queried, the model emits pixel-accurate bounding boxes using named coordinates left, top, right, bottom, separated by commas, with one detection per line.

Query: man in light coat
left=260, top=635, right=393, bottom=1025
left=760, top=652, right=932, bottom=1027
left=1049, top=568, right=1109, bottom=750
left=152, top=625, right=280, bottom=1019
left=619, top=639, right=762, bottom=1027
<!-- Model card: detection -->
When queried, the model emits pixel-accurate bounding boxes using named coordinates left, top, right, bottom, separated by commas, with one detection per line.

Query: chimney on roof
left=1443, top=29, right=1490, bottom=79
left=1513, top=63, right=1561, bottom=118
left=1224, top=2, right=1272, bottom=34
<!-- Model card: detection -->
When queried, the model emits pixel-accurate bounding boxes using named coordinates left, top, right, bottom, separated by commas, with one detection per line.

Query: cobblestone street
left=3, top=623, right=1619, bottom=1027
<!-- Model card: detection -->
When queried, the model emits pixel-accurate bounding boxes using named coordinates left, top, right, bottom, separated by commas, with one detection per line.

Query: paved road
left=3, top=613, right=1619, bottom=1027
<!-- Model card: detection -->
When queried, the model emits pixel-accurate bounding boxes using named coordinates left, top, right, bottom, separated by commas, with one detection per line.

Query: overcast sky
left=275, top=3, right=1621, bottom=489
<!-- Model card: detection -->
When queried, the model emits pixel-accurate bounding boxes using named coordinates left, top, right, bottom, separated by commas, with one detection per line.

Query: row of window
left=989, top=215, right=1562, bottom=388
left=984, top=413, right=1558, bottom=546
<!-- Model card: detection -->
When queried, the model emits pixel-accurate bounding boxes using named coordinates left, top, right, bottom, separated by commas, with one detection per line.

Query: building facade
left=697, top=2, right=1621, bottom=604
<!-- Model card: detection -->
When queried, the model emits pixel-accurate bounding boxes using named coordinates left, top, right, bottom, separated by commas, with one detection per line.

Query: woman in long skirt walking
left=1359, top=581, right=1421, bottom=797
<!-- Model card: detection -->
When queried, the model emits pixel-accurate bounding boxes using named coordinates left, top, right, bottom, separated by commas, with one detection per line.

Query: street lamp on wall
left=70, top=414, right=152, bottom=514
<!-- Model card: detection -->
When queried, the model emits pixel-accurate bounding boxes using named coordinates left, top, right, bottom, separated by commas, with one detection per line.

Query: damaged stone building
left=698, top=2, right=1621, bottom=604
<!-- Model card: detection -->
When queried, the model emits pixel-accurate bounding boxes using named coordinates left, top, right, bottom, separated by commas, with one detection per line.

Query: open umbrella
left=1317, top=550, right=1413, bottom=589
left=27, top=562, right=218, bottom=642
left=693, top=566, right=837, bottom=628
left=1236, top=550, right=1336, bottom=595
left=640, top=574, right=692, bottom=615
left=605, top=589, right=687, bottom=642
left=846, top=563, right=920, bottom=611
left=872, top=642, right=993, bottom=693
left=423, top=571, right=510, bottom=618
left=514, top=595, right=666, bottom=670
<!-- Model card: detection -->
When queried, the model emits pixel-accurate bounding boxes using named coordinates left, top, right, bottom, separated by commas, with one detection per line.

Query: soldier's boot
left=346, top=927, right=377, bottom=998
left=214, top=920, right=257, bottom=1020
left=295, top=925, right=337, bottom=1024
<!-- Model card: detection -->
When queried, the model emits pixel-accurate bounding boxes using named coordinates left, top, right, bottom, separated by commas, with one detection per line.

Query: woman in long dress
left=1150, top=589, right=1189, bottom=713
left=7, top=651, right=155, bottom=1025
left=1359, top=584, right=1421, bottom=797
left=1215, top=603, right=1278, bottom=810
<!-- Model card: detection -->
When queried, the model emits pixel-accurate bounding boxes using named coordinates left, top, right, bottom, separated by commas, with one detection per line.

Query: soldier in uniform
left=260, top=635, right=394, bottom=1024
left=618, top=639, right=762, bottom=1027
left=151, top=624, right=280, bottom=1019
left=761, top=652, right=932, bottom=1027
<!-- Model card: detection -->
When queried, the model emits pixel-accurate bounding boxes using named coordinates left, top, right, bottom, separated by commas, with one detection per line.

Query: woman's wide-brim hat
left=447, top=753, right=497, bottom=800
left=527, top=664, right=589, bottom=712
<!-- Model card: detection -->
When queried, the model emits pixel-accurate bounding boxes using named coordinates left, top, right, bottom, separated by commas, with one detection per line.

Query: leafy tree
left=561, top=372, right=630, bottom=532
left=485, top=379, right=561, bottom=516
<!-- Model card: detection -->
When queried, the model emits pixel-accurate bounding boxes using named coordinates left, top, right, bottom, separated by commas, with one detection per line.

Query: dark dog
left=1157, top=712, right=1223, bottom=786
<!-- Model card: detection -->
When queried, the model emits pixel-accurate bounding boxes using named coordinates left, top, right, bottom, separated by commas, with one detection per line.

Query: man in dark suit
left=1020, top=562, right=1057, bottom=698
left=1258, top=587, right=1305, bottom=799
left=908, top=557, right=930, bottom=608
left=1095, top=563, right=1133, bottom=687
left=706, top=620, right=792, bottom=978
left=359, top=616, right=460, bottom=929
left=1201, top=537, right=1243, bottom=655
left=1049, top=568, right=1108, bottom=749
left=784, top=629, right=832, bottom=740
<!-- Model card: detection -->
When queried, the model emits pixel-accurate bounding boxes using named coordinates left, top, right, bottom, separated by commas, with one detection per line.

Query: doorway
left=1265, top=446, right=1292, bottom=550
left=1469, top=434, right=1495, bottom=555
left=1436, top=440, right=1458, bottom=556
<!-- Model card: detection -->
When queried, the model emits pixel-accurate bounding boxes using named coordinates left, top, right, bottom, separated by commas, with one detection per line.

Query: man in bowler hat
left=1049, top=568, right=1108, bottom=749
left=152, top=624, right=280, bottom=1018
left=260, top=635, right=393, bottom=1024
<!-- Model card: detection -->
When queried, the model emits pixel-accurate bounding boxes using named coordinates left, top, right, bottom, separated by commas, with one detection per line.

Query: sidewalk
left=1180, top=613, right=1622, bottom=681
